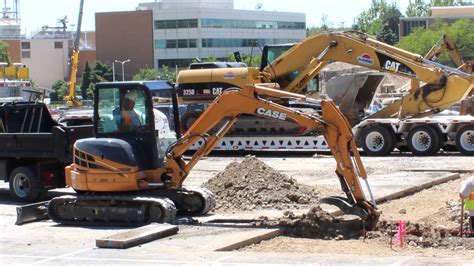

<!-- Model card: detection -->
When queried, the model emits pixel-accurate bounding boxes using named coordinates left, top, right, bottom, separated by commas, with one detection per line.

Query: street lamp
left=114, top=59, right=131, bottom=81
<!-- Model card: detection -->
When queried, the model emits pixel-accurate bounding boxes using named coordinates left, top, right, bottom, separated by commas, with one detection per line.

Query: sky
left=14, top=0, right=411, bottom=36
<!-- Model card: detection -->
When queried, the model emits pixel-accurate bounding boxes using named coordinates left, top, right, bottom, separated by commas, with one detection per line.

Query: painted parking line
left=33, top=247, right=93, bottom=264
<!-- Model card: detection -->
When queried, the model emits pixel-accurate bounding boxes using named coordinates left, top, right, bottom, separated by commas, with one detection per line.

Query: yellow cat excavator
left=46, top=81, right=380, bottom=230
left=177, top=31, right=473, bottom=119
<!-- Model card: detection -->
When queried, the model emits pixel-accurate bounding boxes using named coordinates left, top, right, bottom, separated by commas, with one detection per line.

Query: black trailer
left=0, top=102, right=93, bottom=201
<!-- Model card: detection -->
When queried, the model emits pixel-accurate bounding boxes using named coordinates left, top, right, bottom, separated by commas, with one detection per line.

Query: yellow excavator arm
left=64, top=0, right=84, bottom=107
left=264, top=31, right=473, bottom=118
left=163, top=83, right=380, bottom=229
left=178, top=31, right=473, bottom=120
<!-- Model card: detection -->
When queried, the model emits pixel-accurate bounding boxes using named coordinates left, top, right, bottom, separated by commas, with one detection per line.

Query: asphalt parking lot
left=1, top=154, right=473, bottom=265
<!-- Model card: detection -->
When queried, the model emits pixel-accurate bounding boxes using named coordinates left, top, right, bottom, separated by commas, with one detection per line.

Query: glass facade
left=154, top=19, right=198, bottom=29
left=201, top=18, right=305, bottom=29
left=402, top=20, right=427, bottom=36
left=202, top=38, right=299, bottom=48
left=155, top=39, right=197, bottom=49
left=155, top=38, right=298, bottom=49
left=154, top=18, right=305, bottom=30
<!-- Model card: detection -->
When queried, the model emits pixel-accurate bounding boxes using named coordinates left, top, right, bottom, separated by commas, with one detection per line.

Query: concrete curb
left=376, top=173, right=461, bottom=204
left=214, top=228, right=283, bottom=251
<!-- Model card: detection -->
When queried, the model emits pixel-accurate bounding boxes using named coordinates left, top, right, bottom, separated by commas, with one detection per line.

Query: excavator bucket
left=324, top=72, right=385, bottom=125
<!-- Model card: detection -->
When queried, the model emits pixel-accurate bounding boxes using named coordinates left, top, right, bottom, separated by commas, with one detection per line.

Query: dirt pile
left=203, top=156, right=320, bottom=211
left=275, top=206, right=363, bottom=239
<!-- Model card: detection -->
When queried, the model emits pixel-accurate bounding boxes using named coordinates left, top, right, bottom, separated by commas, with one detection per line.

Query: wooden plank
left=96, top=223, right=178, bottom=249
left=214, top=228, right=283, bottom=251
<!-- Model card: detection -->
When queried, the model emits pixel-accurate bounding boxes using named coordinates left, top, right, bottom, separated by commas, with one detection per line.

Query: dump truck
left=0, top=102, right=93, bottom=201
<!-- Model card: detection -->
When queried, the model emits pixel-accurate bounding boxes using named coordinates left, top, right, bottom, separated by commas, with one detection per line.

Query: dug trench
left=201, top=155, right=473, bottom=255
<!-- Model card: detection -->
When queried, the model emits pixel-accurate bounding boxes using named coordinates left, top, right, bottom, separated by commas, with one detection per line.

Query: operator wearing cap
left=113, top=90, right=142, bottom=131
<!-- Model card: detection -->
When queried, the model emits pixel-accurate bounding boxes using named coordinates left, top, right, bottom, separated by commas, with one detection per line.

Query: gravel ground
left=241, top=175, right=474, bottom=258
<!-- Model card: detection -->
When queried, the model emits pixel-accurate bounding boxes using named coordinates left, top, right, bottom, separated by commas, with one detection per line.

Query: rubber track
left=48, top=194, right=177, bottom=227
left=180, top=186, right=215, bottom=215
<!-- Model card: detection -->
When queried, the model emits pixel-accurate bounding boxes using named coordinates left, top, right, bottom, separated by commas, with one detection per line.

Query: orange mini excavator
left=47, top=81, right=380, bottom=229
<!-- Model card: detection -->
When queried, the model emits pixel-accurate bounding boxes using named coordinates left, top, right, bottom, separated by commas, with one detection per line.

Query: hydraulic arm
left=163, top=83, right=380, bottom=229
left=263, top=31, right=473, bottom=119
left=424, top=34, right=473, bottom=74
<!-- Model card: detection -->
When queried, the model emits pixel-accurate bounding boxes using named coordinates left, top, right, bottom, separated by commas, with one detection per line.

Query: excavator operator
left=113, top=90, right=142, bottom=131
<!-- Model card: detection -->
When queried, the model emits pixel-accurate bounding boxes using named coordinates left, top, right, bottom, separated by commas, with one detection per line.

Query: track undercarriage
left=47, top=187, right=214, bottom=226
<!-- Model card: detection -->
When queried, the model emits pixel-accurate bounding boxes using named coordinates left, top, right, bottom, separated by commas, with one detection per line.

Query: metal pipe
left=364, top=179, right=377, bottom=208
left=422, top=58, right=470, bottom=77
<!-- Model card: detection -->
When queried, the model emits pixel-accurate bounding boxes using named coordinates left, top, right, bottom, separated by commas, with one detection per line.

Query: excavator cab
left=94, top=82, right=163, bottom=170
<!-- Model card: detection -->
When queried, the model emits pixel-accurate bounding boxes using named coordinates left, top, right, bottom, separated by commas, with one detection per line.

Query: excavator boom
left=164, top=83, right=379, bottom=229
left=264, top=31, right=473, bottom=118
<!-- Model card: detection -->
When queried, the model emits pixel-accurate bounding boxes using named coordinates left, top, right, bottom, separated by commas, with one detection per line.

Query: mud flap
left=15, top=201, right=49, bottom=225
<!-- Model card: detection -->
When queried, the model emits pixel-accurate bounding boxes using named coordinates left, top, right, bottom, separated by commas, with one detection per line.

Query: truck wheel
left=407, top=126, right=441, bottom=156
left=455, top=125, right=474, bottom=155
left=360, top=126, right=395, bottom=156
left=9, top=167, right=44, bottom=202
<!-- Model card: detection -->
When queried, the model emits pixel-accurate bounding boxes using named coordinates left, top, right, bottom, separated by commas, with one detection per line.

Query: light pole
left=114, top=59, right=131, bottom=81
left=112, top=62, right=115, bottom=81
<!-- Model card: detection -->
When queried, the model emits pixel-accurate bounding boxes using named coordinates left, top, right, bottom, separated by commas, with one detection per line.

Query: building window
left=154, top=19, right=199, bottom=29
left=165, top=20, right=177, bottom=29
left=158, top=39, right=197, bottom=49
left=201, top=18, right=305, bottom=30
left=166, top=40, right=177, bottom=48
left=54, top=41, right=63, bottom=49
left=201, top=38, right=301, bottom=48
left=154, top=20, right=165, bottom=29
left=177, top=19, right=188, bottom=28
left=188, top=19, right=198, bottom=28
left=155, top=40, right=166, bottom=49
left=21, top=51, right=31, bottom=58
left=178, top=39, right=188, bottom=48
left=21, top=42, right=30, bottom=49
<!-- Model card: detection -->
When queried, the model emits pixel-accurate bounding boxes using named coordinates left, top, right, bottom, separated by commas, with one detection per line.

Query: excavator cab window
left=97, top=87, right=150, bottom=134
left=94, top=82, right=161, bottom=170
left=260, top=44, right=294, bottom=70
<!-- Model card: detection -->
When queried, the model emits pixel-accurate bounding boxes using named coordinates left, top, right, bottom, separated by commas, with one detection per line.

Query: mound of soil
left=203, top=156, right=320, bottom=211
left=276, top=206, right=363, bottom=239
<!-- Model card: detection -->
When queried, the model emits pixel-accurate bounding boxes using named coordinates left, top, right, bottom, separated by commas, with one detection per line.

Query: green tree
left=79, top=61, right=91, bottom=100
left=356, top=0, right=402, bottom=42
left=306, top=26, right=325, bottom=37
left=225, top=53, right=261, bottom=67
left=376, top=24, right=398, bottom=45
left=90, top=61, right=113, bottom=84
left=398, top=19, right=474, bottom=66
left=133, top=67, right=159, bottom=81
left=320, top=14, right=331, bottom=31
left=406, top=0, right=431, bottom=17
left=157, top=65, right=176, bottom=83
left=0, top=41, right=10, bottom=64
left=81, top=61, right=113, bottom=98
left=406, top=0, right=472, bottom=17
left=50, top=80, right=68, bottom=101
